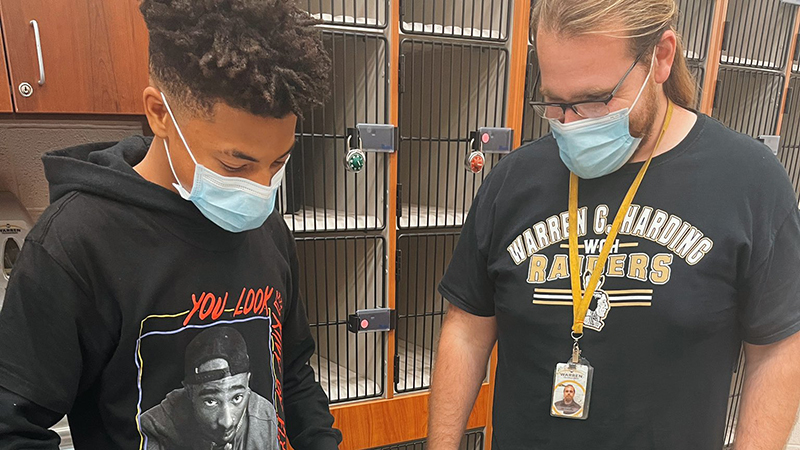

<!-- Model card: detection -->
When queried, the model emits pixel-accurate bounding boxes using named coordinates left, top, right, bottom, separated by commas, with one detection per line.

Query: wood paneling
left=385, top=0, right=401, bottom=402
left=506, top=0, right=532, bottom=149
left=331, top=384, right=492, bottom=450
left=0, top=0, right=148, bottom=114
left=0, top=30, right=12, bottom=113
left=700, top=0, right=729, bottom=115
left=776, top=9, right=800, bottom=135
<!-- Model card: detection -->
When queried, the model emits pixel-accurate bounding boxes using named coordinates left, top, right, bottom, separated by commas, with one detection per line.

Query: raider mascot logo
left=582, top=273, right=610, bottom=332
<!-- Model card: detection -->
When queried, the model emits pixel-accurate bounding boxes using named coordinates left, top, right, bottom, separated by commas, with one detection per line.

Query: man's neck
left=629, top=96, right=698, bottom=164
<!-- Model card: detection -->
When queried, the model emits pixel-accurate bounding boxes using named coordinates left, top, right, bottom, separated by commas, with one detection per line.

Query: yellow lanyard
left=568, top=101, right=674, bottom=335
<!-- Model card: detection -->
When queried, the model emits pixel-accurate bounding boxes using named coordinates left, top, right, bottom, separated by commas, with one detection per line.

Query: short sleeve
left=0, top=241, right=112, bottom=414
left=739, top=206, right=800, bottom=345
left=438, top=169, right=504, bottom=317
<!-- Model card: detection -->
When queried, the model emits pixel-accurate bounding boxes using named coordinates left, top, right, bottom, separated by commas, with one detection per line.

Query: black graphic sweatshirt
left=0, top=136, right=342, bottom=450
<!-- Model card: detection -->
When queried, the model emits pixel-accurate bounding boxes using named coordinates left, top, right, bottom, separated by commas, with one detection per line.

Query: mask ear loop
left=160, top=93, right=199, bottom=166
left=162, top=140, right=187, bottom=194
left=629, top=46, right=658, bottom=113
left=160, top=93, right=199, bottom=194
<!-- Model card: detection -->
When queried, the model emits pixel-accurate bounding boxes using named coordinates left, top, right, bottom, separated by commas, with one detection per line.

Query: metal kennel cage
left=400, top=0, right=511, bottom=42
left=720, top=0, right=798, bottom=71
left=395, top=232, right=459, bottom=393
left=369, top=429, right=485, bottom=450
left=398, top=39, right=509, bottom=229
left=302, top=0, right=387, bottom=28
left=281, top=30, right=390, bottom=233
left=711, top=65, right=784, bottom=138
left=297, top=235, right=387, bottom=403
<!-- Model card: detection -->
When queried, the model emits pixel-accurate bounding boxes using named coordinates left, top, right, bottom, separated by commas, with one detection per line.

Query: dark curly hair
left=140, top=0, right=331, bottom=118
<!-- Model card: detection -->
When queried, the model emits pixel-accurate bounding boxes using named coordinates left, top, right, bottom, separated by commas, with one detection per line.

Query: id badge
left=551, top=357, right=594, bottom=420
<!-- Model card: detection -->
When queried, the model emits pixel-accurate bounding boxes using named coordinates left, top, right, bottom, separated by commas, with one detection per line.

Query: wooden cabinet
left=0, top=0, right=148, bottom=114
left=0, top=32, right=12, bottom=112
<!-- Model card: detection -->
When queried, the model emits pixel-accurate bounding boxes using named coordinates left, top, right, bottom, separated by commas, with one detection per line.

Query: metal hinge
left=398, top=54, right=406, bottom=94
left=721, top=21, right=731, bottom=51
left=795, top=33, right=800, bottom=62
left=395, top=249, right=403, bottom=281
left=784, top=87, right=793, bottom=116
left=396, top=184, right=403, bottom=218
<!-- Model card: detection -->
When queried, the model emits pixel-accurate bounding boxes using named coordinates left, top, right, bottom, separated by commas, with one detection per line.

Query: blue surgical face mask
left=161, top=93, right=287, bottom=233
left=549, top=52, right=655, bottom=179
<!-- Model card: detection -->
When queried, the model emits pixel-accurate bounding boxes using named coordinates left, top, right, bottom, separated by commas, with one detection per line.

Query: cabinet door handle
left=30, top=20, right=45, bottom=86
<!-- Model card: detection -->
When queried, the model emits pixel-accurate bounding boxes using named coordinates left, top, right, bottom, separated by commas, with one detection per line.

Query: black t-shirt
left=0, top=137, right=340, bottom=449
left=439, top=114, right=800, bottom=450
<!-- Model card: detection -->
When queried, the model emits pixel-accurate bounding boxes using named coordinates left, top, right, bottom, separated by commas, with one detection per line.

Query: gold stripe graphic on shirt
left=533, top=287, right=653, bottom=308
left=534, top=288, right=653, bottom=295
left=532, top=300, right=652, bottom=307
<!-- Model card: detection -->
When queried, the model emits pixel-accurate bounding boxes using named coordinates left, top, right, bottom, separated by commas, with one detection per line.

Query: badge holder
left=551, top=334, right=594, bottom=420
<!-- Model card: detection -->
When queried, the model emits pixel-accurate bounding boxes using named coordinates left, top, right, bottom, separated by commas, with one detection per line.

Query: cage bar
left=395, top=232, right=459, bottom=393
left=297, top=236, right=386, bottom=403
left=281, top=31, right=389, bottom=233
left=398, top=40, right=508, bottom=229
left=676, top=0, right=715, bottom=62
left=521, top=47, right=550, bottom=145
left=722, top=348, right=746, bottom=448
left=720, top=0, right=797, bottom=70
left=688, top=61, right=705, bottom=109
left=400, top=0, right=510, bottom=42
left=711, top=65, right=783, bottom=138
left=369, top=429, right=485, bottom=450
left=302, top=0, right=387, bottom=28
left=778, top=75, right=800, bottom=198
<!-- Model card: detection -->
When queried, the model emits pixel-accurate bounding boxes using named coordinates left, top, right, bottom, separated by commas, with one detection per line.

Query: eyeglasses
left=530, top=50, right=648, bottom=121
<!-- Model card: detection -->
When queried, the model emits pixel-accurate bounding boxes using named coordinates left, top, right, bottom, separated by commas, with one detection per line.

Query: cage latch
left=348, top=308, right=396, bottom=333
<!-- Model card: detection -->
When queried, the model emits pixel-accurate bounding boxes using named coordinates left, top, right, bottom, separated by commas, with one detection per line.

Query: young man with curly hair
left=0, top=1, right=341, bottom=449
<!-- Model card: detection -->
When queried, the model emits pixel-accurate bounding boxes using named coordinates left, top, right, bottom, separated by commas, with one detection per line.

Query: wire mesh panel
left=676, top=0, right=715, bottom=62
left=688, top=61, right=705, bottom=109
left=398, top=40, right=508, bottom=229
left=368, top=429, right=485, bottom=450
left=395, top=233, right=459, bottom=393
left=521, top=47, right=550, bottom=145
left=720, top=0, right=797, bottom=70
left=281, top=31, right=389, bottom=233
left=711, top=65, right=783, bottom=138
left=779, top=76, right=800, bottom=198
left=778, top=146, right=800, bottom=200
left=297, top=236, right=386, bottom=403
left=722, top=348, right=746, bottom=448
left=302, top=0, right=387, bottom=28
left=400, top=0, right=510, bottom=41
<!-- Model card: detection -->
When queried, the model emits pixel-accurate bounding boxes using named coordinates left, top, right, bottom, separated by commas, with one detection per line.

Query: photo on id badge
left=551, top=362, right=591, bottom=420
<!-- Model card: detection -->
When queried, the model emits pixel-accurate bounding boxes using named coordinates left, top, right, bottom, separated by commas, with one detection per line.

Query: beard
left=629, top=79, right=660, bottom=144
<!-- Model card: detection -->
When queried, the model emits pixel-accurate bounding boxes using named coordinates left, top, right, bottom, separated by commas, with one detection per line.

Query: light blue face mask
left=161, top=93, right=287, bottom=233
left=549, top=53, right=655, bottom=179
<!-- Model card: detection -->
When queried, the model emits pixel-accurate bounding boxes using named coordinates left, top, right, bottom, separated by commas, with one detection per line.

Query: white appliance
left=0, top=192, right=33, bottom=310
